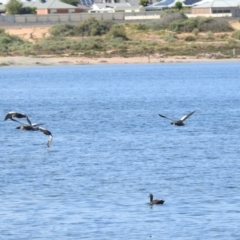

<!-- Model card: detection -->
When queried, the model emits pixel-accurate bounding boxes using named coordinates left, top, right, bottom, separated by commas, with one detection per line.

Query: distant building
left=22, top=0, right=83, bottom=14
left=191, top=0, right=240, bottom=17
left=146, top=0, right=203, bottom=11
left=80, top=0, right=145, bottom=8
left=89, top=2, right=144, bottom=12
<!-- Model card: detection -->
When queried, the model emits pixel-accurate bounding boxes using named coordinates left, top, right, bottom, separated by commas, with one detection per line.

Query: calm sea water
left=1, top=62, right=240, bottom=240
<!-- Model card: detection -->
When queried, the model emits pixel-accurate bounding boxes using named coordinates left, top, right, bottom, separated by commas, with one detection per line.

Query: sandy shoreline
left=0, top=56, right=240, bottom=66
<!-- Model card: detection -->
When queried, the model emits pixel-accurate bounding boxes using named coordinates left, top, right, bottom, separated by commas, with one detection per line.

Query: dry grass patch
left=5, top=27, right=50, bottom=42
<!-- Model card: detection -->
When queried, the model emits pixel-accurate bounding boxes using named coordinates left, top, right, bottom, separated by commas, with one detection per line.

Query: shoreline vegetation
left=1, top=11, right=240, bottom=66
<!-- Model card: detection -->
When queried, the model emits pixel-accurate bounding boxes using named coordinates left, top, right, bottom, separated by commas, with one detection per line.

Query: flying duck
left=149, top=193, right=165, bottom=205
left=37, top=127, right=53, bottom=148
left=158, top=110, right=195, bottom=126
left=16, top=123, right=44, bottom=131
left=4, top=111, right=32, bottom=125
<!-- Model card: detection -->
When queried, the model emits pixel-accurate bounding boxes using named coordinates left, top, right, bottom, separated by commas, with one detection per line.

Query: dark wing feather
left=31, top=123, right=45, bottom=127
left=4, top=113, right=12, bottom=121
left=158, top=114, right=175, bottom=122
left=26, top=117, right=32, bottom=126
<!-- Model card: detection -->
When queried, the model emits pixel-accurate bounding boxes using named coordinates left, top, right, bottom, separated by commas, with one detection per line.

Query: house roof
left=183, top=0, right=203, bottom=6
left=146, top=0, right=203, bottom=10
left=23, top=0, right=78, bottom=9
left=77, top=3, right=90, bottom=9
left=192, top=0, right=240, bottom=8
left=79, top=0, right=93, bottom=7
left=147, top=0, right=175, bottom=8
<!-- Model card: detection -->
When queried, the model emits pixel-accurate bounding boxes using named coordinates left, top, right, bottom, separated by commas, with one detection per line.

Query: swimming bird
left=158, top=110, right=195, bottom=126
left=37, top=127, right=53, bottom=147
left=149, top=193, right=165, bottom=205
left=4, top=111, right=32, bottom=125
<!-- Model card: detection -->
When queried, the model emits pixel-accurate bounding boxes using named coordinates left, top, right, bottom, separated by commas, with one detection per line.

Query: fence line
left=0, top=12, right=162, bottom=26
left=0, top=12, right=235, bottom=26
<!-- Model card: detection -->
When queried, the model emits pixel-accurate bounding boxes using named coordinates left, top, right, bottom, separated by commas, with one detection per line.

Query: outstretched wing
left=11, top=119, right=27, bottom=125
left=47, top=135, right=53, bottom=148
left=4, top=112, right=13, bottom=121
left=37, top=127, right=52, bottom=136
left=26, top=116, right=32, bottom=126
left=158, top=114, right=176, bottom=122
left=4, top=111, right=32, bottom=125
left=37, top=127, right=53, bottom=147
left=31, top=123, right=45, bottom=127
left=4, top=112, right=21, bottom=122
left=180, top=110, right=195, bottom=122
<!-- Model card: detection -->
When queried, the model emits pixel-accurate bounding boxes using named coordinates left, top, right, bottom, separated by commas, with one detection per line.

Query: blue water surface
left=1, top=62, right=240, bottom=240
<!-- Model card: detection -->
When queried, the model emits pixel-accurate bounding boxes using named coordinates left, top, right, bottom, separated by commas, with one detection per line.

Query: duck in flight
left=149, top=193, right=165, bottom=205
left=4, top=111, right=32, bottom=125
left=37, top=127, right=53, bottom=148
left=16, top=125, right=52, bottom=147
left=16, top=123, right=44, bottom=131
left=158, top=110, right=195, bottom=126
left=5, top=111, right=52, bottom=147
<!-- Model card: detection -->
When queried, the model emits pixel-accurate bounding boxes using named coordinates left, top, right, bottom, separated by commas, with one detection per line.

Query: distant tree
left=174, top=1, right=183, bottom=10
left=60, top=0, right=79, bottom=6
left=139, top=0, right=149, bottom=6
left=5, top=0, right=23, bottom=14
left=21, top=6, right=37, bottom=14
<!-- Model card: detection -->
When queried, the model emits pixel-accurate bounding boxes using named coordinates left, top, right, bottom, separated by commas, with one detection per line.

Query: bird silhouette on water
left=4, top=111, right=53, bottom=147
left=158, top=110, right=195, bottom=126
left=149, top=193, right=165, bottom=205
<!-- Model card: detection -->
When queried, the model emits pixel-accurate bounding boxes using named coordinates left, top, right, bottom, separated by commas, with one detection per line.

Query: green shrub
left=49, top=24, right=76, bottom=37
left=219, top=33, right=228, bottom=40
left=49, top=18, right=115, bottom=37
left=145, top=11, right=187, bottom=30
left=145, top=15, right=232, bottom=33
left=0, top=28, right=5, bottom=35
left=197, top=17, right=233, bottom=32
left=168, top=20, right=184, bottom=32
left=232, top=30, right=240, bottom=40
left=106, top=25, right=128, bottom=40
left=163, top=32, right=177, bottom=42
left=75, top=18, right=115, bottom=36
left=0, top=36, right=12, bottom=44
left=180, top=18, right=198, bottom=32
left=206, top=31, right=214, bottom=39
left=0, top=32, right=25, bottom=45
left=192, top=28, right=199, bottom=36
left=136, top=23, right=148, bottom=30
left=107, top=37, right=125, bottom=48
left=185, top=35, right=196, bottom=41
